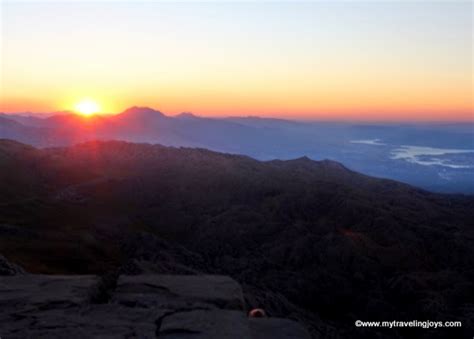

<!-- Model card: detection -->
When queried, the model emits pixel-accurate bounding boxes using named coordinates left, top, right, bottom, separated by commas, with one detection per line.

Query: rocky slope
left=0, top=139, right=473, bottom=338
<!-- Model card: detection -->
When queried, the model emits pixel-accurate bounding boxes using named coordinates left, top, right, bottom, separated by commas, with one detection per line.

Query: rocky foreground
left=2, top=140, right=473, bottom=338
left=0, top=273, right=310, bottom=338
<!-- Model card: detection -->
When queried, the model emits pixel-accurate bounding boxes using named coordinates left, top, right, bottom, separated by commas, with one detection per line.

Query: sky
left=0, top=0, right=472, bottom=121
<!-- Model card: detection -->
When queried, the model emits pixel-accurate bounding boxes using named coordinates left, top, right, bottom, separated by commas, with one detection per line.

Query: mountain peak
left=175, top=112, right=198, bottom=120
left=120, top=106, right=164, bottom=117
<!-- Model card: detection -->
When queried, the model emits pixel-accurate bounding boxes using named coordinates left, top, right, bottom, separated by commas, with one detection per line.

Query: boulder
left=114, top=274, right=244, bottom=310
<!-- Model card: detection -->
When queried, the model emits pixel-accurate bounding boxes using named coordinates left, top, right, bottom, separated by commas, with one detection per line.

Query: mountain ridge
left=0, top=139, right=473, bottom=338
left=1, top=109, right=473, bottom=194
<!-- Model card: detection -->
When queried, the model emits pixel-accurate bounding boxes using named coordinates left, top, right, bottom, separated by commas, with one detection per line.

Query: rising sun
left=75, top=99, right=100, bottom=116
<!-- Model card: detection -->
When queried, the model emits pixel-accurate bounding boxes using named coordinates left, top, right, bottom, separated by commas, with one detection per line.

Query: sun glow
left=75, top=99, right=100, bottom=116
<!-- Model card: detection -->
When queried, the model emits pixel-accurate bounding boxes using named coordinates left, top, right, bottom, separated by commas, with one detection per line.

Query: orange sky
left=1, top=2, right=472, bottom=121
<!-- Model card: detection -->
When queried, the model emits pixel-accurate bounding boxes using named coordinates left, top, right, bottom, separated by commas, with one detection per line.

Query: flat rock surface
left=0, top=274, right=97, bottom=308
left=159, top=309, right=250, bottom=339
left=0, top=274, right=310, bottom=338
left=250, top=317, right=312, bottom=339
left=1, top=305, right=158, bottom=339
left=114, top=274, right=244, bottom=310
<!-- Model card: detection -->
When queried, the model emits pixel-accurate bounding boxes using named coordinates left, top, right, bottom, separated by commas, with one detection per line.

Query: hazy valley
left=1, top=107, right=473, bottom=194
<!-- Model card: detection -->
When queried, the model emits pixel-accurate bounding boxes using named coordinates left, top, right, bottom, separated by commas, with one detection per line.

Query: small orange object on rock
left=248, top=308, right=267, bottom=318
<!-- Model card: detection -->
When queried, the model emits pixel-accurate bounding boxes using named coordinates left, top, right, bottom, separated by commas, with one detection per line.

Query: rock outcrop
left=0, top=274, right=310, bottom=338
left=0, top=254, right=25, bottom=276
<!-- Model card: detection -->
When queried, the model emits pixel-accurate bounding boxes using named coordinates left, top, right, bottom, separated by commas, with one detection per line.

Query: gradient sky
left=0, top=0, right=472, bottom=120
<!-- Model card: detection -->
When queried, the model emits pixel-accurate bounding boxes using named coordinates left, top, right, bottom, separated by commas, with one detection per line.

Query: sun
left=75, top=99, right=100, bottom=116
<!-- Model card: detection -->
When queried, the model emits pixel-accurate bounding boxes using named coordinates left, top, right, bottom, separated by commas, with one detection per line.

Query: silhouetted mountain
left=1, top=111, right=76, bottom=127
left=175, top=112, right=200, bottom=120
left=116, top=107, right=169, bottom=125
left=0, top=116, right=53, bottom=145
left=1, top=139, right=473, bottom=338
left=1, top=109, right=473, bottom=193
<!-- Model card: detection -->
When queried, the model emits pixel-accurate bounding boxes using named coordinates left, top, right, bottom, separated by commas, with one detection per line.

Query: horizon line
left=1, top=108, right=474, bottom=125
left=0, top=109, right=474, bottom=125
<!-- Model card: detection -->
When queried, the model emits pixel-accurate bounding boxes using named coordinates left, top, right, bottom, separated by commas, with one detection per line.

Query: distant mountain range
left=0, top=139, right=473, bottom=338
left=1, top=107, right=473, bottom=193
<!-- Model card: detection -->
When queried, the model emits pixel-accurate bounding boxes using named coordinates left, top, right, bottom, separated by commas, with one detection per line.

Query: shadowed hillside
left=2, top=109, right=474, bottom=194
left=1, top=139, right=473, bottom=338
